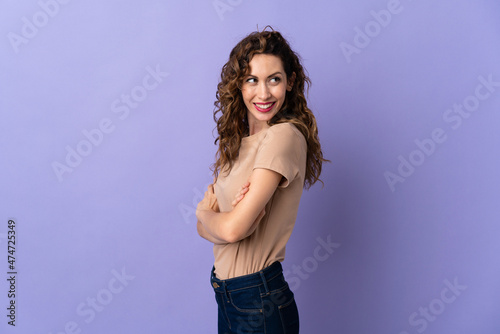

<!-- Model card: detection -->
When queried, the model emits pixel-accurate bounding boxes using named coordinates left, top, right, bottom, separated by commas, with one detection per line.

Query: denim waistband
left=210, top=261, right=283, bottom=294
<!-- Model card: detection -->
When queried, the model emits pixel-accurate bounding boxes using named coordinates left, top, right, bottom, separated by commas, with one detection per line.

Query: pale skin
left=196, top=54, right=296, bottom=244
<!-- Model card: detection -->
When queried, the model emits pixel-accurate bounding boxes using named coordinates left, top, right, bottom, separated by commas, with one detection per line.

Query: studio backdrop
left=1, top=0, right=500, bottom=333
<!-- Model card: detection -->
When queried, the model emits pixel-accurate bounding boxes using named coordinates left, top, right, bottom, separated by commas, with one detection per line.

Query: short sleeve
left=253, top=123, right=306, bottom=188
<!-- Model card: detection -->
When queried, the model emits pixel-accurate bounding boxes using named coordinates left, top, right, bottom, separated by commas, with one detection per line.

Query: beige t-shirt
left=213, top=122, right=307, bottom=279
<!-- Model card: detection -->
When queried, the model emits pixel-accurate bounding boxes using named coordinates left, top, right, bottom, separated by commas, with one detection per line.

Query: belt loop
left=259, top=270, right=270, bottom=295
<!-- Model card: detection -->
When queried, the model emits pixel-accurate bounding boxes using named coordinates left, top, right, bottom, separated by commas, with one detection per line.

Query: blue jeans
left=210, top=261, right=299, bottom=334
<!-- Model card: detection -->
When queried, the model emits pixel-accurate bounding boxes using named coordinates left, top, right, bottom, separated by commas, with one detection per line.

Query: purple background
left=1, top=0, right=500, bottom=333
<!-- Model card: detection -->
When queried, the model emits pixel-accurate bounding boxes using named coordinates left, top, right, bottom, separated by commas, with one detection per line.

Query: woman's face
left=241, top=54, right=293, bottom=134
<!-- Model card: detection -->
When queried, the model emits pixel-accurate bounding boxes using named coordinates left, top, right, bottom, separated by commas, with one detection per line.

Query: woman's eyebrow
left=267, top=72, right=283, bottom=78
left=247, top=71, right=284, bottom=78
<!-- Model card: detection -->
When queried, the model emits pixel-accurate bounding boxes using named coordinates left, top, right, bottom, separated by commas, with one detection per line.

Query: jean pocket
left=229, top=286, right=263, bottom=313
left=278, top=291, right=299, bottom=333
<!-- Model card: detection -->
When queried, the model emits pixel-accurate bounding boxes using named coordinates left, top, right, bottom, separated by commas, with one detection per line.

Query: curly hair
left=211, top=26, right=329, bottom=189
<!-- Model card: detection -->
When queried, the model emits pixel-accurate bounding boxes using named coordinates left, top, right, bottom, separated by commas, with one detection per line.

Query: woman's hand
left=196, top=183, right=227, bottom=244
left=196, top=184, right=219, bottom=218
left=231, top=181, right=250, bottom=208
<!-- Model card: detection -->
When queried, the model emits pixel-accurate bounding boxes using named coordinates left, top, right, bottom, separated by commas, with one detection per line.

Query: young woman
left=196, top=27, right=328, bottom=334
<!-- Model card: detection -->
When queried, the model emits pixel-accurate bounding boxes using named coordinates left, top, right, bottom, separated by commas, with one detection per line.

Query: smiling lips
left=254, top=102, right=276, bottom=113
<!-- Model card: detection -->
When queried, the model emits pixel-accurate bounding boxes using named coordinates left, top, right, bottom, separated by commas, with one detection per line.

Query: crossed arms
left=196, top=168, right=282, bottom=244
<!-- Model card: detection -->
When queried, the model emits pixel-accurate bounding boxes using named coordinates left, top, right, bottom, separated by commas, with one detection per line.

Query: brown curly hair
left=212, top=26, right=329, bottom=189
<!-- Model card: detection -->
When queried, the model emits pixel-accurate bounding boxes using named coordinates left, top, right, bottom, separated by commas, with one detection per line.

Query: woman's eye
left=246, top=78, right=257, bottom=83
left=270, top=77, right=281, bottom=83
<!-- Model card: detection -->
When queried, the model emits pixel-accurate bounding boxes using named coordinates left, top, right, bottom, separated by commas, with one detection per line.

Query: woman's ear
left=287, top=72, right=296, bottom=91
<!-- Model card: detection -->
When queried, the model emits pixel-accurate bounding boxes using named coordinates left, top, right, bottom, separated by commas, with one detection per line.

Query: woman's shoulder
left=261, top=123, right=307, bottom=155
left=268, top=122, right=305, bottom=142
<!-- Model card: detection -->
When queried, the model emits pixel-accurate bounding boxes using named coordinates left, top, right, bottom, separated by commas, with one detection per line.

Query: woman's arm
left=196, top=181, right=262, bottom=244
left=197, top=220, right=228, bottom=244
left=196, top=168, right=282, bottom=243
left=195, top=181, right=228, bottom=244
left=197, top=207, right=265, bottom=244
left=195, top=181, right=228, bottom=245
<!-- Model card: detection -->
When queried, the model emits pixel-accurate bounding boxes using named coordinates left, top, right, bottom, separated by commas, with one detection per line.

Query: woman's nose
left=257, top=82, right=271, bottom=100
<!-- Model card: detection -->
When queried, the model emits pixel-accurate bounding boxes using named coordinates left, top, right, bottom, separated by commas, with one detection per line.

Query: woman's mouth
left=254, top=102, right=276, bottom=113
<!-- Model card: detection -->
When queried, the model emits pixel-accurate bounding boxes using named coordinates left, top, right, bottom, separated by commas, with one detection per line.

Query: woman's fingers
left=231, top=196, right=241, bottom=207
left=236, top=184, right=249, bottom=197
left=239, top=186, right=249, bottom=196
left=231, top=192, right=246, bottom=206
left=232, top=182, right=251, bottom=207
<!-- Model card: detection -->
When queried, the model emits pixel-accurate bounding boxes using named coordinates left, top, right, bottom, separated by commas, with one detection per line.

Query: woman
left=196, top=27, right=328, bottom=334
